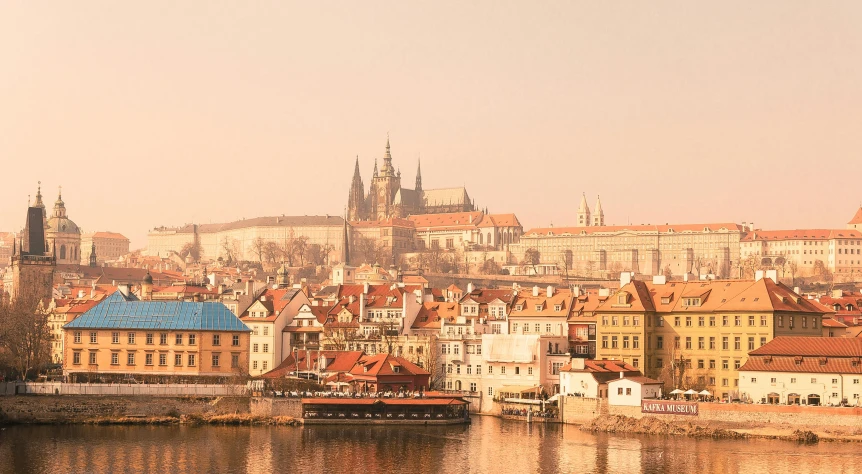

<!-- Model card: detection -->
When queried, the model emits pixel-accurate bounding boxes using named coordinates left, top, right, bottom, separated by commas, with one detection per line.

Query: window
left=500, top=366, right=506, bottom=374
left=612, top=317, right=619, bottom=326
left=751, top=377, right=757, bottom=383
left=90, top=332, right=98, bottom=344
left=698, top=359, right=704, bottom=369
left=111, top=353, right=119, bottom=365
left=602, top=336, right=608, bottom=349
left=476, top=365, right=482, bottom=375
left=832, top=378, right=838, bottom=384
left=760, top=315, right=767, bottom=326
left=722, top=360, right=729, bottom=370
left=112, top=332, right=119, bottom=344
left=656, top=358, right=663, bottom=368
left=232, top=335, right=240, bottom=347
left=760, top=337, right=766, bottom=347
left=127, top=353, right=136, bottom=365
left=253, top=344, right=259, bottom=353
left=674, top=317, right=680, bottom=327
left=633, top=336, right=639, bottom=349
left=623, top=336, right=630, bottom=349
left=734, top=337, right=741, bottom=351
left=231, top=354, right=239, bottom=368
left=253, top=361, right=259, bottom=370
left=722, top=378, right=728, bottom=387
left=488, top=387, right=494, bottom=396
left=159, top=333, right=167, bottom=345
left=722, top=337, right=728, bottom=350
left=176, top=334, right=183, bottom=345
left=698, top=337, right=705, bottom=350
left=128, top=333, right=136, bottom=344
left=709, top=360, right=716, bottom=369
left=656, top=316, right=664, bottom=327
left=612, top=336, right=618, bottom=349
left=722, top=315, right=728, bottom=326
left=709, top=337, right=716, bottom=350
left=791, top=378, right=796, bottom=383
left=685, top=337, right=692, bottom=350
left=811, top=378, right=817, bottom=384
left=73, top=352, right=81, bottom=364
left=159, top=353, right=167, bottom=366
left=734, top=316, right=741, bottom=327
left=528, top=367, right=534, bottom=375
left=778, top=316, right=783, bottom=328
left=618, top=387, right=623, bottom=395
left=89, top=352, right=97, bottom=365
left=212, top=354, right=220, bottom=367
left=546, top=324, right=552, bottom=333
left=253, top=326, right=259, bottom=336
left=633, top=358, right=639, bottom=368
left=771, top=377, right=777, bottom=383
left=514, top=366, right=519, bottom=375
left=263, top=326, right=269, bottom=336
left=709, top=316, right=716, bottom=327
left=748, top=337, right=754, bottom=351
left=488, top=366, right=493, bottom=374
left=686, top=316, right=692, bottom=327
left=145, top=353, right=154, bottom=366
left=698, top=316, right=705, bottom=327
left=656, top=336, right=663, bottom=349
left=74, top=332, right=82, bottom=344
left=188, top=354, right=196, bottom=367
left=175, top=354, right=182, bottom=366
left=146, top=333, right=154, bottom=345
left=634, top=316, right=640, bottom=326
left=552, top=362, right=563, bottom=375
left=454, top=345, right=460, bottom=355
left=213, top=335, right=221, bottom=346
left=748, top=315, right=755, bottom=326
left=470, top=383, right=477, bottom=392
left=734, top=360, right=740, bottom=369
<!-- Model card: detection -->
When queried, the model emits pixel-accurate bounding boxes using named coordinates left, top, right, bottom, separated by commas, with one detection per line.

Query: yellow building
left=63, top=290, right=250, bottom=381
left=594, top=274, right=824, bottom=400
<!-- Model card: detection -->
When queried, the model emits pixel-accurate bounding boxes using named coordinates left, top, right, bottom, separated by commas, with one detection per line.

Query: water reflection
left=0, top=418, right=860, bottom=474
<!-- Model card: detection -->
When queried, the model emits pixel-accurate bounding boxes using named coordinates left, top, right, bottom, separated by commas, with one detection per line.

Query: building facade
left=81, top=232, right=131, bottom=266
left=63, top=291, right=250, bottom=380
left=740, top=228, right=862, bottom=278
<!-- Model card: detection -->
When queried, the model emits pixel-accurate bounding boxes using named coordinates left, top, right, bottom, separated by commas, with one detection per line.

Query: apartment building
left=740, top=228, right=862, bottom=277
left=241, top=287, right=310, bottom=376
left=594, top=272, right=825, bottom=400
left=63, top=291, right=250, bottom=380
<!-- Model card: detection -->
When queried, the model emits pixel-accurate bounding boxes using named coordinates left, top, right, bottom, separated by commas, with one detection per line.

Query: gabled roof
left=64, top=291, right=249, bottom=332
left=350, top=353, right=430, bottom=377
left=749, top=336, right=862, bottom=357
left=408, top=211, right=483, bottom=228
left=850, top=207, right=862, bottom=225
left=262, top=350, right=364, bottom=379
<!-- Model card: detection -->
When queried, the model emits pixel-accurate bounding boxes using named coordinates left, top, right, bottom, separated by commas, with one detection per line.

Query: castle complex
left=347, top=138, right=476, bottom=221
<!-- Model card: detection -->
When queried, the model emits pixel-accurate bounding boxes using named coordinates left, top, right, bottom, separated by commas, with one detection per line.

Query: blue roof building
left=65, top=291, right=250, bottom=332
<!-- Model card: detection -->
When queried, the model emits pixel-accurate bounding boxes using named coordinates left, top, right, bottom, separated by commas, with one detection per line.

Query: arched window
left=487, top=232, right=492, bottom=246
left=479, top=233, right=483, bottom=245
left=60, top=244, right=66, bottom=260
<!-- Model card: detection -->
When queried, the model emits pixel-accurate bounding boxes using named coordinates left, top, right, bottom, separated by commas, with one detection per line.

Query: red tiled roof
left=740, top=356, right=862, bottom=374
left=349, top=354, right=430, bottom=377
left=408, top=211, right=484, bottom=228
left=524, top=223, right=743, bottom=237
left=740, top=229, right=862, bottom=241
left=610, top=376, right=662, bottom=385
left=821, top=318, right=848, bottom=328
left=91, top=231, right=129, bottom=240
left=261, top=350, right=364, bottom=379
left=749, top=336, right=862, bottom=357
left=849, top=207, right=862, bottom=225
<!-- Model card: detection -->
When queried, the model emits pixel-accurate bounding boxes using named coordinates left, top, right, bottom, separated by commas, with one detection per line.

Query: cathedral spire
left=347, top=156, right=366, bottom=221
left=577, top=192, right=591, bottom=227
left=34, top=181, right=45, bottom=209
left=415, top=156, right=422, bottom=192
left=373, top=158, right=378, bottom=177
left=380, top=135, right=395, bottom=177
left=593, top=195, right=605, bottom=226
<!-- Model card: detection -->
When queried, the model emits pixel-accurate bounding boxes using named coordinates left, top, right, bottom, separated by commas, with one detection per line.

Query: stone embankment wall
left=559, top=396, right=862, bottom=429
left=0, top=396, right=251, bottom=424
left=249, top=398, right=302, bottom=419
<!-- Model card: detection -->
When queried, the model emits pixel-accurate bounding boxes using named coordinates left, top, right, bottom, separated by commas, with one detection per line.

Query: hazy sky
left=2, top=2, right=861, bottom=248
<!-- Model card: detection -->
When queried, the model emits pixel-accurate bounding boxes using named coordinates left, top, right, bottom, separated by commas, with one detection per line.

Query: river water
left=0, top=416, right=859, bottom=474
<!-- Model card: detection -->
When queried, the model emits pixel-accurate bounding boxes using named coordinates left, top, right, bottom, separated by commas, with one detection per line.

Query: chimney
left=572, top=358, right=585, bottom=370
left=349, top=295, right=356, bottom=304
left=755, top=270, right=764, bottom=282
left=765, top=269, right=778, bottom=283
left=260, top=295, right=266, bottom=302
left=619, top=372, right=624, bottom=379
left=467, top=282, right=474, bottom=293
left=363, top=282, right=370, bottom=294
left=77, top=290, right=85, bottom=299
left=620, top=272, right=632, bottom=286
left=547, top=285, right=553, bottom=298
left=118, top=284, right=131, bottom=298
left=246, top=280, right=253, bottom=296
left=652, top=275, right=666, bottom=285
left=532, top=286, right=539, bottom=297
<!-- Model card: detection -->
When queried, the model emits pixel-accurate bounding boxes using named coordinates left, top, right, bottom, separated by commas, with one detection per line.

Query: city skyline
left=2, top=2, right=862, bottom=248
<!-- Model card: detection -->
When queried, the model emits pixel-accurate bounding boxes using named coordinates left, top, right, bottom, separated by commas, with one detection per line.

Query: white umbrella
left=684, top=389, right=697, bottom=395
left=698, top=390, right=711, bottom=396
left=670, top=389, right=684, bottom=395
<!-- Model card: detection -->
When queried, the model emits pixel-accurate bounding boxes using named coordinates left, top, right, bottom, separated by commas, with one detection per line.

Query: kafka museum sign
left=641, top=400, right=699, bottom=416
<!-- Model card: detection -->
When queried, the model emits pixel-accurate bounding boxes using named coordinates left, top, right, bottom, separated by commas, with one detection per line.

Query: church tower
left=592, top=195, right=605, bottom=226
left=415, top=157, right=423, bottom=193
left=368, top=137, right=402, bottom=220
left=11, top=192, right=56, bottom=300
left=577, top=193, right=591, bottom=227
left=347, top=156, right=366, bottom=221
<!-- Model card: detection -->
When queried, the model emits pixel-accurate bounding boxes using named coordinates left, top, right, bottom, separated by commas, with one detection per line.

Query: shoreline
left=0, top=413, right=302, bottom=427
left=576, top=414, right=862, bottom=443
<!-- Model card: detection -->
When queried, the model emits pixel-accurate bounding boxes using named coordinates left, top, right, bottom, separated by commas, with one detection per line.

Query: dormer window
left=618, top=295, right=626, bottom=305
left=683, top=298, right=701, bottom=307
left=535, top=305, right=543, bottom=312
left=393, top=366, right=400, bottom=373
left=515, top=305, right=523, bottom=311
left=554, top=305, right=562, bottom=312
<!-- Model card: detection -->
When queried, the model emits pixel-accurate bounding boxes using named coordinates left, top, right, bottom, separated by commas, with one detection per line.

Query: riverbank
left=579, top=414, right=862, bottom=443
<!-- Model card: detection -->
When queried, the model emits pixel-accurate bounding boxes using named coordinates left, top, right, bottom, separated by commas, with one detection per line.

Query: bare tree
left=662, top=264, right=673, bottom=280
left=0, top=288, right=52, bottom=380
left=179, top=241, right=203, bottom=262
left=523, top=248, right=540, bottom=275
left=220, top=237, right=240, bottom=264
left=250, top=237, right=267, bottom=265
left=263, top=241, right=282, bottom=264
left=416, top=335, right=443, bottom=389
left=787, top=260, right=799, bottom=286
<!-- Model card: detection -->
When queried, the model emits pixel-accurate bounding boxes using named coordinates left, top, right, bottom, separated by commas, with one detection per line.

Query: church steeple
left=593, top=195, right=605, bottom=226
left=53, top=186, right=67, bottom=218
left=415, top=156, right=422, bottom=192
left=347, top=156, right=366, bottom=221
left=89, top=241, right=97, bottom=267
left=577, top=193, right=591, bottom=227
left=380, top=135, right=395, bottom=177
left=373, top=158, right=378, bottom=177
left=34, top=181, right=45, bottom=210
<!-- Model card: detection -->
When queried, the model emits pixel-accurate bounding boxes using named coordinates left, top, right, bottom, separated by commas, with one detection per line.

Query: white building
left=559, top=359, right=641, bottom=398
left=607, top=376, right=663, bottom=406
left=739, top=336, right=862, bottom=406
left=480, top=334, right=570, bottom=410
left=240, top=286, right=310, bottom=376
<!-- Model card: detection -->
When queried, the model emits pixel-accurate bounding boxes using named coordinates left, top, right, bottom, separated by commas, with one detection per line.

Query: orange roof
left=741, top=229, right=862, bottom=241
left=849, top=207, right=862, bottom=225
left=349, top=353, right=429, bottom=377
left=349, top=218, right=414, bottom=228
left=91, top=231, right=129, bottom=240
left=510, top=288, right=573, bottom=318
left=749, top=336, right=862, bottom=357
left=524, top=223, right=742, bottom=237
left=477, top=213, right=521, bottom=228
left=411, top=302, right=458, bottom=330
left=408, top=212, right=484, bottom=228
